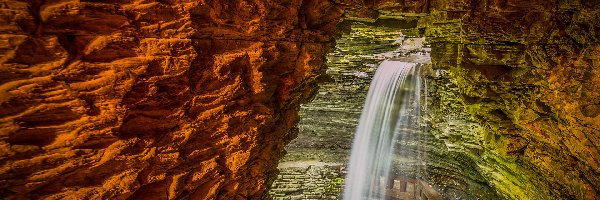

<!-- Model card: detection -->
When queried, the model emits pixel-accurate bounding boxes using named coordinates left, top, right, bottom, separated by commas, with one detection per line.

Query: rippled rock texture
left=1, top=0, right=599, bottom=199
left=0, top=0, right=343, bottom=199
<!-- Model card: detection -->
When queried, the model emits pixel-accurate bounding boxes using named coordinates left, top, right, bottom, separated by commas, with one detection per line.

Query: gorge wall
left=422, top=1, right=600, bottom=199
left=0, top=0, right=343, bottom=199
left=0, top=0, right=598, bottom=199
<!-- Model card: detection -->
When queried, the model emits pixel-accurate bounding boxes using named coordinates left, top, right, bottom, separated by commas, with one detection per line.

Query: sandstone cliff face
left=0, top=0, right=343, bottom=199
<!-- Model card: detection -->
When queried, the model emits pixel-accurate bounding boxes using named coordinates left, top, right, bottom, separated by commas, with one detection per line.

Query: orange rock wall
left=0, top=0, right=343, bottom=199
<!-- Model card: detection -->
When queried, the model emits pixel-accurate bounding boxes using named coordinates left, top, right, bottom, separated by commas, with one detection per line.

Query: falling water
left=343, top=60, right=424, bottom=200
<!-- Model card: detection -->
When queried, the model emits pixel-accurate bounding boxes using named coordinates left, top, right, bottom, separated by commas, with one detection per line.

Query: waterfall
left=343, top=60, right=424, bottom=200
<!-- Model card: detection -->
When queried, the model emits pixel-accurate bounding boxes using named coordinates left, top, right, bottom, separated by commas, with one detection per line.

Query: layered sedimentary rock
left=272, top=19, right=500, bottom=199
left=270, top=19, right=420, bottom=199
left=0, top=0, right=343, bottom=199
left=1, top=0, right=599, bottom=199
left=422, top=0, right=600, bottom=199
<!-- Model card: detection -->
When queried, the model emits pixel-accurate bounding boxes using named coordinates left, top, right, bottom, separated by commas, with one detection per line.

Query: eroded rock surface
left=0, top=0, right=343, bottom=199
left=423, top=1, right=600, bottom=199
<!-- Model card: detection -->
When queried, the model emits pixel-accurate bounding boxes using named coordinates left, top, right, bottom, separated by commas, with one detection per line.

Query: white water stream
left=343, top=60, right=424, bottom=200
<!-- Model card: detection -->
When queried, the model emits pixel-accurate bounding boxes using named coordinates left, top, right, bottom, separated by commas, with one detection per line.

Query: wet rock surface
left=273, top=18, right=501, bottom=199
left=271, top=19, right=421, bottom=199
left=270, top=162, right=344, bottom=200
left=422, top=1, right=600, bottom=199
left=285, top=19, right=417, bottom=160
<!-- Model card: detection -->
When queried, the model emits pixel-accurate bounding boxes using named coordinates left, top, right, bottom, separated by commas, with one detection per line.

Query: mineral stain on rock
left=0, top=0, right=599, bottom=200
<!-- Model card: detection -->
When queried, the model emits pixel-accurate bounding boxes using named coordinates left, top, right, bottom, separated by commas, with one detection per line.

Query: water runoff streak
left=343, top=60, right=424, bottom=200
